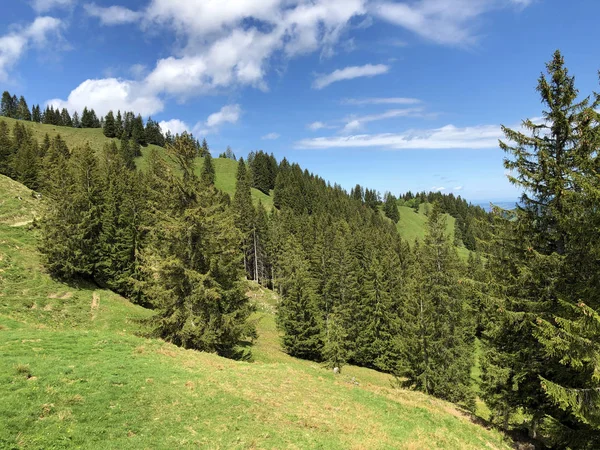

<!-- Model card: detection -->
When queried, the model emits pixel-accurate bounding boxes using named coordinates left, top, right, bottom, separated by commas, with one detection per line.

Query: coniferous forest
left=1, top=51, right=599, bottom=448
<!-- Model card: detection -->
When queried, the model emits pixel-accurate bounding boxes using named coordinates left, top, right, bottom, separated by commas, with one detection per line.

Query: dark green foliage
left=81, top=107, right=101, bottom=128
left=40, top=143, right=103, bottom=279
left=141, top=134, right=256, bottom=356
left=383, top=192, right=400, bottom=223
left=95, top=142, right=146, bottom=299
left=0, top=120, right=14, bottom=176
left=60, top=108, right=72, bottom=127
left=232, top=158, right=255, bottom=279
left=32, top=105, right=42, bottom=123
left=277, top=236, right=323, bottom=360
left=481, top=51, right=600, bottom=447
left=144, top=117, right=164, bottom=147
left=12, top=136, right=39, bottom=190
left=398, top=205, right=475, bottom=409
left=248, top=150, right=277, bottom=194
left=103, top=111, right=117, bottom=138
left=201, top=151, right=215, bottom=185
left=131, top=115, right=146, bottom=146
left=72, top=111, right=80, bottom=128
left=1, top=91, right=16, bottom=117
left=16, top=96, right=31, bottom=121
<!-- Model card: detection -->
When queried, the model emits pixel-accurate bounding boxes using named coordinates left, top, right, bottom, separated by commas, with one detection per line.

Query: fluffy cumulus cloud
left=313, top=64, right=389, bottom=89
left=296, top=124, right=503, bottom=150
left=0, top=16, right=63, bottom=82
left=193, top=104, right=242, bottom=136
left=261, top=132, right=280, bottom=140
left=158, top=119, right=189, bottom=136
left=47, top=78, right=164, bottom=117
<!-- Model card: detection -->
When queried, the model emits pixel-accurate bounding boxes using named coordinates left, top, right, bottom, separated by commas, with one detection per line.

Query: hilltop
left=0, top=174, right=509, bottom=448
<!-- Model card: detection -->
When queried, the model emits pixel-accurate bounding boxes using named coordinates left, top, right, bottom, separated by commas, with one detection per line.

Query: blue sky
left=1, top=0, right=599, bottom=202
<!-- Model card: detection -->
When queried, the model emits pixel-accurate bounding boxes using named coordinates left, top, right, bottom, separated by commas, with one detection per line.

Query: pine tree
left=383, top=192, right=400, bottom=223
left=0, top=120, right=14, bottom=177
left=72, top=111, right=80, bottom=128
left=103, top=111, right=116, bottom=138
left=398, top=204, right=475, bottom=408
left=0, top=91, right=14, bottom=117
left=32, top=105, right=41, bottom=123
left=232, top=158, right=255, bottom=279
left=201, top=150, right=215, bottom=185
left=17, top=96, right=31, bottom=121
left=12, top=137, right=40, bottom=190
left=277, top=235, right=323, bottom=360
left=115, top=110, right=123, bottom=137
left=60, top=108, right=72, bottom=127
left=141, top=133, right=256, bottom=357
left=131, top=115, right=146, bottom=146
left=40, top=143, right=102, bottom=279
left=95, top=142, right=145, bottom=298
left=481, top=51, right=600, bottom=447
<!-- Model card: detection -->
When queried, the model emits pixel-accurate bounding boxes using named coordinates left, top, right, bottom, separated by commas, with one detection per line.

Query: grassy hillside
left=2, top=117, right=273, bottom=209
left=0, top=175, right=510, bottom=449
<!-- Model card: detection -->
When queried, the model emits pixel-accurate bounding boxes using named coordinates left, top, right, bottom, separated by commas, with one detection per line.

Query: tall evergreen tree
left=232, top=158, right=255, bottom=279
left=16, top=96, right=31, bottom=121
left=141, top=133, right=256, bottom=357
left=0, top=120, right=13, bottom=176
left=383, top=192, right=400, bottom=223
left=398, top=204, right=475, bottom=408
left=60, top=108, right=72, bottom=127
left=277, top=236, right=323, bottom=360
left=201, top=150, right=215, bottom=185
left=104, top=111, right=117, bottom=138
left=0, top=91, right=15, bottom=117
left=32, top=105, right=42, bottom=123
left=482, top=51, right=600, bottom=447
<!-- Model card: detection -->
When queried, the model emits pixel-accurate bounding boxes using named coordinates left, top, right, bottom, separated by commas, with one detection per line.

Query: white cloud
left=193, top=104, right=241, bottom=136
left=313, top=63, right=389, bottom=89
left=308, top=121, right=328, bottom=131
left=341, top=108, right=425, bottom=132
left=343, top=97, right=421, bottom=106
left=296, top=124, right=503, bottom=150
left=432, top=186, right=446, bottom=192
left=0, top=16, right=63, bottom=82
left=454, top=186, right=464, bottom=191
left=84, top=4, right=143, bottom=25
left=31, top=0, right=74, bottom=13
left=158, top=119, right=189, bottom=136
left=262, top=132, right=280, bottom=140
left=372, top=0, right=529, bottom=46
left=47, top=78, right=163, bottom=117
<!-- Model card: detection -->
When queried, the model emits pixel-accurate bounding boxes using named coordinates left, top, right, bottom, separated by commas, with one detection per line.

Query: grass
left=0, top=175, right=511, bottom=449
left=1, top=117, right=274, bottom=209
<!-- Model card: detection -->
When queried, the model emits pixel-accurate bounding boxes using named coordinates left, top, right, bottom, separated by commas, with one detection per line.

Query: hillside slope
left=1, top=117, right=273, bottom=208
left=0, top=175, right=509, bottom=449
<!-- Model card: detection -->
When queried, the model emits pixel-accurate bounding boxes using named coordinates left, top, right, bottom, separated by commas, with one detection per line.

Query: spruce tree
left=141, top=133, right=256, bottom=357
left=72, top=111, right=80, bottom=128
left=60, top=108, right=72, bottom=127
left=40, top=143, right=102, bottom=279
left=104, top=111, right=116, bottom=138
left=17, top=96, right=31, bottom=121
left=398, top=204, right=475, bottom=408
left=12, top=137, right=40, bottom=190
left=115, top=110, right=123, bottom=137
left=383, top=192, right=400, bottom=223
left=32, top=105, right=41, bottom=123
left=232, top=158, right=255, bottom=279
left=277, top=235, right=323, bottom=360
left=0, top=120, right=13, bottom=176
left=0, top=91, right=14, bottom=117
left=201, top=150, right=215, bottom=185
left=482, top=50, right=600, bottom=447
